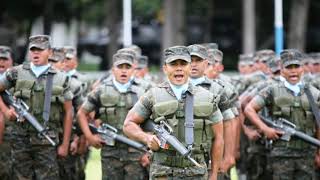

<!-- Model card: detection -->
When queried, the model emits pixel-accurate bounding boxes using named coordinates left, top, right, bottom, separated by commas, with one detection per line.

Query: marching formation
left=0, top=34, right=319, bottom=180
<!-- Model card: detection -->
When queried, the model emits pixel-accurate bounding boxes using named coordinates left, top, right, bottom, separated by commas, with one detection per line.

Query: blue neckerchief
left=66, top=69, right=77, bottom=77
left=190, top=76, right=205, bottom=86
left=113, top=77, right=132, bottom=93
left=284, top=80, right=303, bottom=96
left=279, top=76, right=285, bottom=82
left=168, top=81, right=189, bottom=100
left=30, top=63, right=50, bottom=78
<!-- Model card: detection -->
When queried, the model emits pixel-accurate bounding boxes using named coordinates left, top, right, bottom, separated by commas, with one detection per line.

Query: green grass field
left=85, top=148, right=102, bottom=180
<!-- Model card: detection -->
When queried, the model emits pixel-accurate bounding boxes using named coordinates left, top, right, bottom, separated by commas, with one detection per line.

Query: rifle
left=88, top=123, right=149, bottom=153
left=142, top=117, right=203, bottom=167
left=260, top=115, right=320, bottom=147
left=1, top=90, right=56, bottom=146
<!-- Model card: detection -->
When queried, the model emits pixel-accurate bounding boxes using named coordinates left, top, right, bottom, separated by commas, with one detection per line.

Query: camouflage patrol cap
left=0, top=46, right=12, bottom=59
left=137, top=55, right=148, bottom=68
left=127, top=44, right=142, bottom=57
left=29, top=35, right=51, bottom=50
left=164, top=46, right=191, bottom=64
left=239, top=54, right=254, bottom=65
left=113, top=52, right=134, bottom=66
left=309, top=52, right=320, bottom=64
left=207, top=49, right=223, bottom=64
left=202, top=43, right=218, bottom=50
left=187, top=44, right=208, bottom=60
left=117, top=48, right=137, bottom=60
left=64, top=46, right=77, bottom=59
left=267, top=56, right=280, bottom=73
left=49, top=47, right=65, bottom=62
left=280, top=49, right=303, bottom=67
left=254, top=49, right=275, bottom=63
left=301, top=54, right=314, bottom=65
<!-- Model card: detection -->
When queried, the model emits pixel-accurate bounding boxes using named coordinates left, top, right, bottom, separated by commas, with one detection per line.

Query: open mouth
left=191, top=68, right=198, bottom=73
left=289, top=75, right=299, bottom=81
left=0, top=65, right=5, bottom=69
left=120, top=74, right=127, bottom=78
left=174, top=74, right=184, bottom=81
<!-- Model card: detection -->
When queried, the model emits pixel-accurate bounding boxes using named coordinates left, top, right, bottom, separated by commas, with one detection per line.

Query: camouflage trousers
left=58, top=153, right=86, bottom=180
left=149, top=162, right=208, bottom=180
left=245, top=141, right=270, bottom=180
left=101, top=145, right=147, bottom=180
left=0, top=141, right=12, bottom=180
left=11, top=135, right=60, bottom=180
left=266, top=147, right=316, bottom=180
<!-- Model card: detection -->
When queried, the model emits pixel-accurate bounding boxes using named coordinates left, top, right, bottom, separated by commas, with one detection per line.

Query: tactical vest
left=150, top=85, right=219, bottom=167
left=97, top=80, right=145, bottom=132
left=271, top=83, right=316, bottom=149
left=12, top=64, right=69, bottom=134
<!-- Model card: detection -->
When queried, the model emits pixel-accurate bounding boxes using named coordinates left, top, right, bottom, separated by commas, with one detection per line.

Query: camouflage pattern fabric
left=149, top=162, right=208, bottom=180
left=101, top=145, right=146, bottom=180
left=11, top=135, right=59, bottom=180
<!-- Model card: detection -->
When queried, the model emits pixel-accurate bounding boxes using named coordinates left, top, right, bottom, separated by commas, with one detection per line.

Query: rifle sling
left=185, top=91, right=194, bottom=147
left=42, top=72, right=54, bottom=126
left=305, top=85, right=320, bottom=128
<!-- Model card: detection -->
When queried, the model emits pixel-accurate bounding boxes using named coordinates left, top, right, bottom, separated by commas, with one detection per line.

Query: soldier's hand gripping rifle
left=1, top=90, right=56, bottom=146
left=88, top=123, right=149, bottom=153
left=260, top=115, right=320, bottom=147
left=142, top=117, right=203, bottom=167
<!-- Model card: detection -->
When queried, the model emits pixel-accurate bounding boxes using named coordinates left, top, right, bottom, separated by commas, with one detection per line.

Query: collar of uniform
left=199, top=76, right=212, bottom=86
left=159, top=81, right=195, bottom=95
left=104, top=79, right=113, bottom=86
left=131, top=77, right=141, bottom=85
left=22, top=62, right=31, bottom=70
left=23, top=62, right=56, bottom=74
left=47, top=66, right=57, bottom=74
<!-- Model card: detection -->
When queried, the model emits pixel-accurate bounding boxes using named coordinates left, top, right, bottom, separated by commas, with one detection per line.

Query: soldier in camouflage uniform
left=237, top=54, right=256, bottom=75
left=187, top=44, right=236, bottom=175
left=48, top=47, right=86, bottom=180
left=0, top=45, right=14, bottom=180
left=0, top=35, right=73, bottom=180
left=77, top=52, right=147, bottom=180
left=123, top=46, right=224, bottom=180
left=245, top=49, right=320, bottom=180
left=234, top=50, right=273, bottom=95
left=310, top=53, right=320, bottom=90
left=239, top=51, right=278, bottom=180
left=135, top=55, right=158, bottom=85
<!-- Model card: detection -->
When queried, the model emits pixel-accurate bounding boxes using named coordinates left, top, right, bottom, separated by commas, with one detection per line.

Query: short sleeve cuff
left=222, top=108, right=235, bottom=121
left=252, top=95, right=266, bottom=107
left=210, top=109, right=223, bottom=124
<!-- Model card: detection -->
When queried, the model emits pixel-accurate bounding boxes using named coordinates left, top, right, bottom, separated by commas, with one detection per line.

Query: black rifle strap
left=185, top=91, right=194, bottom=147
left=305, top=85, right=320, bottom=127
left=42, top=72, right=54, bottom=125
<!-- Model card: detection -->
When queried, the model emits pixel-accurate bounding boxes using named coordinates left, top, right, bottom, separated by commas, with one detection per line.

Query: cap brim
left=283, top=60, right=301, bottom=67
left=270, top=67, right=280, bottom=73
left=190, top=52, right=206, bottom=60
left=0, top=52, right=10, bottom=59
left=29, top=44, right=46, bottom=50
left=114, top=60, right=133, bottom=66
left=165, top=55, right=191, bottom=64
left=66, top=53, right=75, bottom=59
